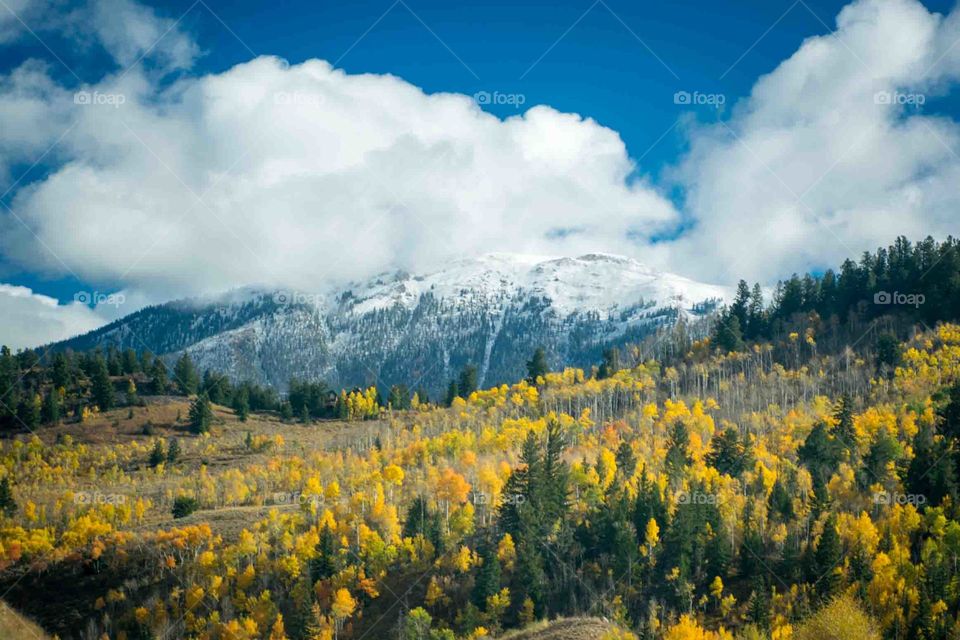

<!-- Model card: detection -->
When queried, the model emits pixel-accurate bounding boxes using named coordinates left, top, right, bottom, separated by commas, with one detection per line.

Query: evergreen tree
left=310, top=524, right=338, bottom=581
left=91, top=357, right=114, bottom=410
left=41, top=387, right=61, bottom=425
left=150, top=359, right=169, bottom=395
left=51, top=352, right=71, bottom=390
left=166, top=437, right=181, bottom=463
left=458, top=365, right=478, bottom=398
left=280, top=401, right=294, bottom=422
left=705, top=427, right=751, bottom=477
left=0, top=476, right=16, bottom=516
left=875, top=333, right=902, bottom=375
left=525, top=347, right=549, bottom=385
left=445, top=380, right=459, bottom=406
left=174, top=353, right=199, bottom=395
left=121, top=348, right=139, bottom=375
left=472, top=536, right=502, bottom=610
left=813, top=513, right=843, bottom=600
left=233, top=388, right=250, bottom=422
left=149, top=440, right=165, bottom=467
left=665, top=422, right=691, bottom=478
left=189, top=393, right=213, bottom=434
left=598, top=347, right=621, bottom=379
left=17, top=394, right=41, bottom=431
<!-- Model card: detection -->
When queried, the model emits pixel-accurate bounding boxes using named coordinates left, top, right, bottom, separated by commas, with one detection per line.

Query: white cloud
left=89, top=0, right=198, bottom=71
left=670, top=0, right=960, bottom=282
left=0, top=55, right=680, bottom=298
left=0, top=283, right=110, bottom=350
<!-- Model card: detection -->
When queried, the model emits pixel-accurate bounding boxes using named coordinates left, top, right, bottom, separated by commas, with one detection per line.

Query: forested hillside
left=1, top=236, right=960, bottom=639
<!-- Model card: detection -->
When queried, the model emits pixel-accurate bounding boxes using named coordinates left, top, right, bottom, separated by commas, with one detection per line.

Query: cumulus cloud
left=0, top=284, right=110, bottom=349
left=671, top=0, right=960, bottom=282
left=0, top=55, right=679, bottom=297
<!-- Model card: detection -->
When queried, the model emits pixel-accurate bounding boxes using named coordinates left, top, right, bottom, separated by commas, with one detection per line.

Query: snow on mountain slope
left=53, top=253, right=728, bottom=394
left=344, top=252, right=727, bottom=319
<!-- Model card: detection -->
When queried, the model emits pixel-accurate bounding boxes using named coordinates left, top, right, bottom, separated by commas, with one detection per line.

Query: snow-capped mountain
left=52, top=253, right=728, bottom=395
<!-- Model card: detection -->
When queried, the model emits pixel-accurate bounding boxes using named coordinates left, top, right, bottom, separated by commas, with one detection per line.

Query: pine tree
left=41, top=387, right=61, bottom=425
left=149, top=440, right=165, bottom=467
left=166, top=437, right=181, bottom=463
left=310, top=524, right=339, bottom=583
left=174, top=353, right=199, bottom=395
left=51, top=352, right=71, bottom=389
left=0, top=476, right=16, bottom=516
left=813, top=513, right=843, bottom=600
left=189, top=393, right=213, bottom=434
left=472, top=536, right=502, bottom=610
left=665, top=422, right=691, bottom=478
left=458, top=365, right=478, bottom=398
left=526, top=347, right=549, bottom=385
left=91, top=357, right=114, bottom=410
left=598, top=347, right=620, bottom=379
left=233, top=388, right=250, bottom=422
left=280, top=401, right=294, bottom=422
left=18, top=394, right=41, bottom=431
left=445, top=380, right=459, bottom=406
left=150, top=359, right=169, bottom=394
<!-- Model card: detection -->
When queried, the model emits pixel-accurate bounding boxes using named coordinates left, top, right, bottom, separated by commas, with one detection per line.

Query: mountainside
left=52, top=253, right=727, bottom=394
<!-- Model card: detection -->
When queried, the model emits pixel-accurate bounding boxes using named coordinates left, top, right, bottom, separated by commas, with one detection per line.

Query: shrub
left=172, top=496, right=199, bottom=519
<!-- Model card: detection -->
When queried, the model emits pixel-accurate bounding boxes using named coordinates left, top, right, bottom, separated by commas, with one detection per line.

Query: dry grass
left=0, top=600, right=51, bottom=640
left=499, top=617, right=618, bottom=640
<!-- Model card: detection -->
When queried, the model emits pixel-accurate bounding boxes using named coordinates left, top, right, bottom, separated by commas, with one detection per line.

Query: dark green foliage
left=149, top=440, right=165, bottom=467
left=150, top=359, right=169, bottom=394
left=279, top=401, right=294, bottom=422
left=233, top=388, right=249, bottom=422
left=598, top=347, right=620, bottom=379
left=875, top=333, right=902, bottom=375
left=0, top=476, right=16, bottom=516
left=388, top=384, right=411, bottom=410
left=906, top=423, right=956, bottom=507
left=166, top=437, right=181, bottom=463
left=91, top=356, right=114, bottom=410
left=458, top=365, right=478, bottom=398
left=525, top=347, right=549, bottom=384
left=798, top=422, right=842, bottom=483
left=310, top=524, right=338, bottom=582
left=664, top=421, right=691, bottom=478
left=712, top=315, right=744, bottom=352
left=812, top=513, right=843, bottom=600
left=173, top=353, right=199, bottom=395
left=172, top=496, right=199, bottom=519
left=41, top=387, right=60, bottom=425
left=445, top=380, right=459, bottom=407
left=472, top=536, right=501, bottom=610
left=705, top=427, right=752, bottom=477
left=189, top=393, right=213, bottom=434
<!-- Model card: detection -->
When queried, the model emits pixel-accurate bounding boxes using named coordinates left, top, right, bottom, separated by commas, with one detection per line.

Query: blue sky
left=1, top=0, right=960, bottom=348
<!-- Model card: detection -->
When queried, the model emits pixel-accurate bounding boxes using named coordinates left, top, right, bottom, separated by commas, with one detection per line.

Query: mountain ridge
left=50, top=253, right=728, bottom=395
